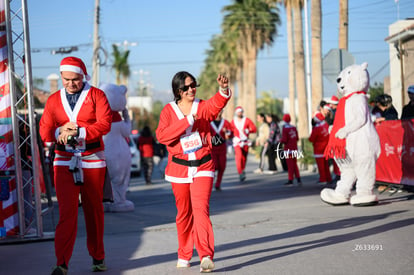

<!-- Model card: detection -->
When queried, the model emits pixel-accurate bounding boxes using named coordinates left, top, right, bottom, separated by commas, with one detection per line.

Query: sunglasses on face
left=180, top=82, right=199, bottom=92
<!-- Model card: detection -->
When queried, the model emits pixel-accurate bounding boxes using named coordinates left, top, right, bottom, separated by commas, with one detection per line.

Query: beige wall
left=403, top=39, right=414, bottom=106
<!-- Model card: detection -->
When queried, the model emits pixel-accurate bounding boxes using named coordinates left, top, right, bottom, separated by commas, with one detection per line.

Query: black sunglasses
left=180, top=82, right=199, bottom=92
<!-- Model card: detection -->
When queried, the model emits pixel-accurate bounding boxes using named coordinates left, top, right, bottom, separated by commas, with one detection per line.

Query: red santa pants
left=315, top=157, right=332, bottom=183
left=54, top=166, right=106, bottom=266
left=286, top=156, right=300, bottom=180
left=171, top=177, right=214, bottom=261
left=211, top=145, right=227, bottom=188
left=234, top=145, right=249, bottom=174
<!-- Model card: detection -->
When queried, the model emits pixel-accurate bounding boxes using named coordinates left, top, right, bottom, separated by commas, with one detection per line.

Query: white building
left=127, top=96, right=153, bottom=112
left=385, top=19, right=414, bottom=114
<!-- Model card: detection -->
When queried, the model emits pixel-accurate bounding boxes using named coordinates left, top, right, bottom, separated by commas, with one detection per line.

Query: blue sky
left=27, top=0, right=414, bottom=103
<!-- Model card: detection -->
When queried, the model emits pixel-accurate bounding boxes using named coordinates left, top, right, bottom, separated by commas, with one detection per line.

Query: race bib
left=65, top=139, right=86, bottom=153
left=180, top=132, right=202, bottom=154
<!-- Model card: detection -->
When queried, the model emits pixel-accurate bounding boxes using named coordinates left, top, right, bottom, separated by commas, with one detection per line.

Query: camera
left=67, top=135, right=78, bottom=147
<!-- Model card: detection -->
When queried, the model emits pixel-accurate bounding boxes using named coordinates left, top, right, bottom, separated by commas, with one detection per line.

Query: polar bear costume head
left=100, top=83, right=128, bottom=112
left=336, top=62, right=369, bottom=96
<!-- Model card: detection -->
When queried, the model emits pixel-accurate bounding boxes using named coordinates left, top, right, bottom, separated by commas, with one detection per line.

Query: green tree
left=256, top=91, right=283, bottom=118
left=222, top=0, right=281, bottom=121
left=199, top=33, right=240, bottom=120
left=111, top=44, right=130, bottom=85
left=368, top=82, right=384, bottom=104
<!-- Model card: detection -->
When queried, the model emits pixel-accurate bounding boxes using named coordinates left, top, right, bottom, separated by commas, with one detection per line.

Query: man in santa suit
left=210, top=110, right=233, bottom=191
left=40, top=56, right=112, bottom=274
left=309, top=112, right=332, bottom=185
left=231, top=106, right=257, bottom=182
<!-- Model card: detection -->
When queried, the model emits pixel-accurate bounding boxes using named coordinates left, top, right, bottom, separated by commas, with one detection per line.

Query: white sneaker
left=176, top=259, right=190, bottom=268
left=254, top=168, right=263, bottom=174
left=200, top=256, right=214, bottom=273
left=263, top=170, right=278, bottom=175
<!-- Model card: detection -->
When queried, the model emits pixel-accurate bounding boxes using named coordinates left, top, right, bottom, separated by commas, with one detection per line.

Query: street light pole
left=304, top=0, right=312, bottom=134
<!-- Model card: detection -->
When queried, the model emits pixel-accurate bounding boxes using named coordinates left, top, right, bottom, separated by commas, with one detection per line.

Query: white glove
left=335, top=128, right=347, bottom=139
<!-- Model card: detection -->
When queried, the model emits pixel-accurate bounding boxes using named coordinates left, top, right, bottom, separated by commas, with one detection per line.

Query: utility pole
left=339, top=0, right=348, bottom=50
left=91, top=0, right=100, bottom=86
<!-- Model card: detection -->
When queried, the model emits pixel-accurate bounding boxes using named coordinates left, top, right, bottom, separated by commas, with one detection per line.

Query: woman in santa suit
left=231, top=106, right=257, bottom=182
left=156, top=71, right=231, bottom=273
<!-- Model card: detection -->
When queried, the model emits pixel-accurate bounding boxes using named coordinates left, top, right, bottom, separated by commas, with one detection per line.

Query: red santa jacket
left=231, top=117, right=257, bottom=147
left=210, top=118, right=233, bottom=154
left=156, top=90, right=231, bottom=183
left=280, top=123, right=298, bottom=152
left=308, top=120, right=329, bottom=157
left=138, top=136, right=154, bottom=158
left=39, top=83, right=112, bottom=167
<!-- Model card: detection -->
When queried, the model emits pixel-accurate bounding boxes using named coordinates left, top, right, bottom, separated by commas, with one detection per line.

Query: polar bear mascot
left=100, top=83, right=134, bottom=212
left=321, top=62, right=381, bottom=206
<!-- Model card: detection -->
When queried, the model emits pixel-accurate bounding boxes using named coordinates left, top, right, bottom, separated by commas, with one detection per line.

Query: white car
left=128, top=136, right=141, bottom=177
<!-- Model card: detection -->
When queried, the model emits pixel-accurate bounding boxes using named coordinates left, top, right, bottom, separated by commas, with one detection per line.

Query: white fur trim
left=187, top=115, right=194, bottom=125
left=53, top=159, right=106, bottom=168
left=60, top=64, right=84, bottom=75
left=165, top=170, right=214, bottom=183
left=219, top=88, right=231, bottom=98
left=78, top=127, right=86, bottom=139
left=60, top=64, right=90, bottom=81
left=165, top=175, right=192, bottom=183
left=194, top=171, right=215, bottom=178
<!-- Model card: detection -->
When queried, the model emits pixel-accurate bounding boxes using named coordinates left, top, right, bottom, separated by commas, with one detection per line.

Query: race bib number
left=65, top=139, right=86, bottom=153
left=180, top=132, right=202, bottom=154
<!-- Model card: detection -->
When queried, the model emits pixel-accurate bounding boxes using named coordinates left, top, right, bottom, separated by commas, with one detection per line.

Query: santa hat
left=234, top=106, right=244, bottom=114
left=60, top=56, right=91, bottom=81
left=313, top=112, right=325, bottom=123
left=327, top=95, right=339, bottom=105
left=323, top=105, right=333, bottom=112
left=282, top=114, right=291, bottom=123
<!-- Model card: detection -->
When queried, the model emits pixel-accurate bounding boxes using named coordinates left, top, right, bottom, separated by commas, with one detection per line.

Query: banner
left=0, top=2, right=19, bottom=236
left=375, top=119, right=414, bottom=186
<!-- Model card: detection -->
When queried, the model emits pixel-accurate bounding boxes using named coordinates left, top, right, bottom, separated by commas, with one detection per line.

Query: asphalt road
left=1, top=155, right=413, bottom=275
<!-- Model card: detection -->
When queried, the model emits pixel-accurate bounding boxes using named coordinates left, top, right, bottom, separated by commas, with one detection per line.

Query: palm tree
left=222, top=0, right=281, bottom=121
left=339, top=0, right=348, bottom=50
left=311, top=0, right=323, bottom=113
left=111, top=44, right=130, bottom=85
left=282, top=0, right=297, bottom=126
left=198, top=33, right=239, bottom=120
left=291, top=0, right=309, bottom=138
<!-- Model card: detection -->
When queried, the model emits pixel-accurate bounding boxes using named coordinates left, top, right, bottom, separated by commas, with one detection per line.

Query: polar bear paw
left=320, top=188, right=349, bottom=206
left=104, top=200, right=135, bottom=212
left=350, top=194, right=378, bottom=207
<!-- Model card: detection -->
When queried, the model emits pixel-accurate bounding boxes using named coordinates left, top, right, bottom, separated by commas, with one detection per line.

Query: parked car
left=128, top=136, right=141, bottom=177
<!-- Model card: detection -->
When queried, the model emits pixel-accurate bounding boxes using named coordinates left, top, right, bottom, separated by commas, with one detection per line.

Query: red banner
left=375, top=119, right=414, bottom=186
